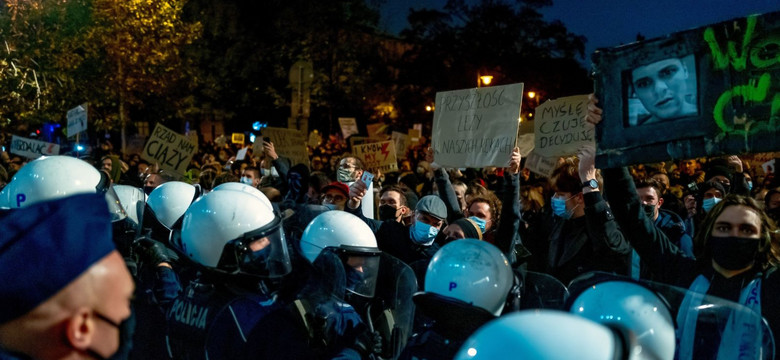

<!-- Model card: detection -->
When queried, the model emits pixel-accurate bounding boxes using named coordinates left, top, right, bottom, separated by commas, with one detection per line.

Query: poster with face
left=593, top=11, right=780, bottom=168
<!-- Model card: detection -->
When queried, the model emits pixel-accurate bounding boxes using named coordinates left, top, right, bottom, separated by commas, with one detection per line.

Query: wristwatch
left=582, top=179, right=598, bottom=189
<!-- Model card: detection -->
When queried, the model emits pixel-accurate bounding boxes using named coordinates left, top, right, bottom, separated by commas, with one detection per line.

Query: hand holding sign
left=586, top=94, right=603, bottom=126
left=577, top=145, right=597, bottom=184
left=348, top=179, right=368, bottom=210
left=508, top=147, right=522, bottom=174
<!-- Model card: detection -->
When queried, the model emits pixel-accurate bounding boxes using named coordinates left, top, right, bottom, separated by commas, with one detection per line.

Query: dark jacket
left=544, top=191, right=631, bottom=285
left=346, top=206, right=439, bottom=265
left=433, top=168, right=525, bottom=265
left=602, top=167, right=780, bottom=356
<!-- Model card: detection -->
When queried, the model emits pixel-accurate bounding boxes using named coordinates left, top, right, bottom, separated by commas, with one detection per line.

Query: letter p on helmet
left=449, top=281, right=457, bottom=291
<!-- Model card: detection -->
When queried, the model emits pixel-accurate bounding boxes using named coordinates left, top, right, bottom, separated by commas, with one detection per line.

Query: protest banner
left=231, top=133, right=245, bottom=144
left=236, top=147, right=249, bottom=161
left=524, top=150, right=558, bottom=178
left=366, top=123, right=388, bottom=140
left=66, top=104, right=87, bottom=137
left=10, top=135, right=60, bottom=159
left=352, top=140, right=398, bottom=173
left=141, top=123, right=198, bottom=177
left=534, top=95, right=594, bottom=157
left=391, top=131, right=409, bottom=159
left=349, top=136, right=369, bottom=151
left=516, top=133, right=535, bottom=157
left=431, top=83, right=524, bottom=168
left=262, top=127, right=310, bottom=167
left=338, top=117, right=359, bottom=140
left=593, top=11, right=780, bottom=168
left=408, top=128, right=421, bottom=145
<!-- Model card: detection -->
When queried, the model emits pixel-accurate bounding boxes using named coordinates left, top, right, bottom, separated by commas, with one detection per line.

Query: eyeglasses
left=323, top=194, right=346, bottom=203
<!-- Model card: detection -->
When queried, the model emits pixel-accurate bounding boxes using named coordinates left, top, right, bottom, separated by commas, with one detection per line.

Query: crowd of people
left=0, top=95, right=779, bottom=359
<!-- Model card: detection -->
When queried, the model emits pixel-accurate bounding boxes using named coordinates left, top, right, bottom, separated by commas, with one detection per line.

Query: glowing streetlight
left=425, top=105, right=434, bottom=112
left=527, top=91, right=536, bottom=99
left=480, top=75, right=493, bottom=86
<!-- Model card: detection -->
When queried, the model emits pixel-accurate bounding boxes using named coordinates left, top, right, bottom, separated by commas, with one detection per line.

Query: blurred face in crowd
left=680, top=160, right=697, bottom=176
left=415, top=211, right=444, bottom=230
left=651, top=173, right=670, bottom=191
left=466, top=201, right=493, bottom=232
left=379, top=190, right=408, bottom=222
left=709, top=204, right=762, bottom=274
left=442, top=223, right=466, bottom=242
left=632, top=58, right=692, bottom=121
left=322, top=189, right=347, bottom=210
left=102, top=158, right=112, bottom=172
left=703, top=187, right=723, bottom=200
left=767, top=193, right=780, bottom=211
left=337, top=158, right=362, bottom=182
left=241, top=168, right=261, bottom=187
left=637, top=186, right=664, bottom=221
left=145, top=173, right=164, bottom=189
left=710, top=175, right=731, bottom=188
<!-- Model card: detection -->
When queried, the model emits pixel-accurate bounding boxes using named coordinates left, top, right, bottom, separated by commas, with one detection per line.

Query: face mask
left=240, top=176, right=253, bottom=186
left=469, top=216, right=487, bottom=233
left=410, top=221, right=438, bottom=244
left=378, top=204, right=399, bottom=221
left=261, top=168, right=272, bottom=177
left=143, top=186, right=154, bottom=196
left=323, top=203, right=338, bottom=211
left=747, top=181, right=753, bottom=191
left=336, top=168, right=355, bottom=182
left=551, top=195, right=578, bottom=219
left=709, top=236, right=759, bottom=270
left=702, top=197, right=722, bottom=213
left=642, top=203, right=657, bottom=220
left=83, top=311, right=132, bottom=360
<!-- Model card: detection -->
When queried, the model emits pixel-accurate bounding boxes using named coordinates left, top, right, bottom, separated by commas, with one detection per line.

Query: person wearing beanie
left=0, top=193, right=134, bottom=360
left=441, top=217, right=483, bottom=244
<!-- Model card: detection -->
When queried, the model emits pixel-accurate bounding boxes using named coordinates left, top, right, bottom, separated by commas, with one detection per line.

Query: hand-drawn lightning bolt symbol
left=381, top=143, right=389, bottom=159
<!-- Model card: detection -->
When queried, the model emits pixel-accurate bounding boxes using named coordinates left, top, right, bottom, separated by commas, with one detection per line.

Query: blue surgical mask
left=551, top=195, right=572, bottom=219
left=469, top=216, right=487, bottom=233
left=702, top=197, right=722, bottom=213
left=323, top=203, right=338, bottom=211
left=410, top=221, right=438, bottom=244
left=747, top=181, right=753, bottom=191
left=240, top=176, right=253, bottom=185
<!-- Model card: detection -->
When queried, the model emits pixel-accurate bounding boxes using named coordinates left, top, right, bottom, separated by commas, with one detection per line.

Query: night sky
left=378, top=0, right=779, bottom=65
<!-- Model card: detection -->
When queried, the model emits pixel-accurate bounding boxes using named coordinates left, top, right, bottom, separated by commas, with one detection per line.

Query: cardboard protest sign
left=352, top=140, right=398, bottom=173
left=349, top=136, right=369, bottom=151
left=366, top=123, right=388, bottom=140
left=66, top=104, right=87, bottom=137
left=262, top=127, right=310, bottom=167
left=10, top=135, right=60, bottom=159
left=593, top=11, right=780, bottom=168
left=231, top=133, right=245, bottom=144
left=391, top=131, right=409, bottom=159
left=431, top=83, right=524, bottom=168
left=141, top=123, right=198, bottom=176
left=534, top=95, right=594, bottom=157
left=408, top=128, right=421, bottom=145
left=236, top=147, right=249, bottom=161
left=338, top=117, right=359, bottom=140
left=524, top=150, right=558, bottom=178
left=516, top=133, right=535, bottom=157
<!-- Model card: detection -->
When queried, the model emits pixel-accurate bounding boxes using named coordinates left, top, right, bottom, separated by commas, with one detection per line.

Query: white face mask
left=337, top=168, right=355, bottom=182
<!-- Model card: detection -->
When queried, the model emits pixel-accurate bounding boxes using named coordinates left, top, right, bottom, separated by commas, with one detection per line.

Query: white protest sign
left=432, top=83, right=523, bottom=168
left=236, top=147, right=249, bottom=161
left=391, top=131, right=409, bottom=159
left=141, top=123, right=198, bottom=176
left=534, top=94, right=594, bottom=157
left=66, top=104, right=88, bottom=137
left=524, top=150, right=558, bottom=178
left=262, top=127, right=310, bottom=167
left=516, top=133, right=535, bottom=157
left=338, top=117, right=359, bottom=139
left=10, top=135, right=60, bottom=159
left=352, top=140, right=398, bottom=173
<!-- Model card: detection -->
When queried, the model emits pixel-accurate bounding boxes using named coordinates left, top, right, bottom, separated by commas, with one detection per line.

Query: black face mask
left=85, top=310, right=134, bottom=360
left=709, top=236, right=760, bottom=271
left=378, top=204, right=399, bottom=221
left=642, top=203, right=657, bottom=220
left=143, top=186, right=154, bottom=196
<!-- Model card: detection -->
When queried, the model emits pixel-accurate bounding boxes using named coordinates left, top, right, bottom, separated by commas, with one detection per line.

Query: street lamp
left=477, top=74, right=493, bottom=87
left=527, top=91, right=536, bottom=99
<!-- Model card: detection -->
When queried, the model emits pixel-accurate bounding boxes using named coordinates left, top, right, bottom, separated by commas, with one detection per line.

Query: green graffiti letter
left=704, top=15, right=757, bottom=71
left=713, top=73, right=771, bottom=133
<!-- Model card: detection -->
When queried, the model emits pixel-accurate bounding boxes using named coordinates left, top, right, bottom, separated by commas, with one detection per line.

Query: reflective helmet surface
left=113, top=184, right=146, bottom=226
left=300, top=210, right=378, bottom=263
left=300, top=211, right=381, bottom=297
left=0, top=155, right=126, bottom=220
left=179, top=189, right=290, bottom=277
left=569, top=281, right=675, bottom=360
left=212, top=182, right=272, bottom=210
left=424, top=239, right=512, bottom=316
left=1, top=155, right=103, bottom=208
left=146, top=181, right=198, bottom=229
left=455, top=310, right=619, bottom=360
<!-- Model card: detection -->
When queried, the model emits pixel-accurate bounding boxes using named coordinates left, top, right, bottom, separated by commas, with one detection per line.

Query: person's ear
left=355, top=169, right=364, bottom=178
left=65, top=308, right=95, bottom=351
left=658, top=197, right=664, bottom=207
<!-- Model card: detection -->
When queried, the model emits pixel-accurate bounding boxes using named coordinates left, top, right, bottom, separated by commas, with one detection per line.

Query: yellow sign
left=231, top=133, right=246, bottom=144
left=141, top=123, right=198, bottom=176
